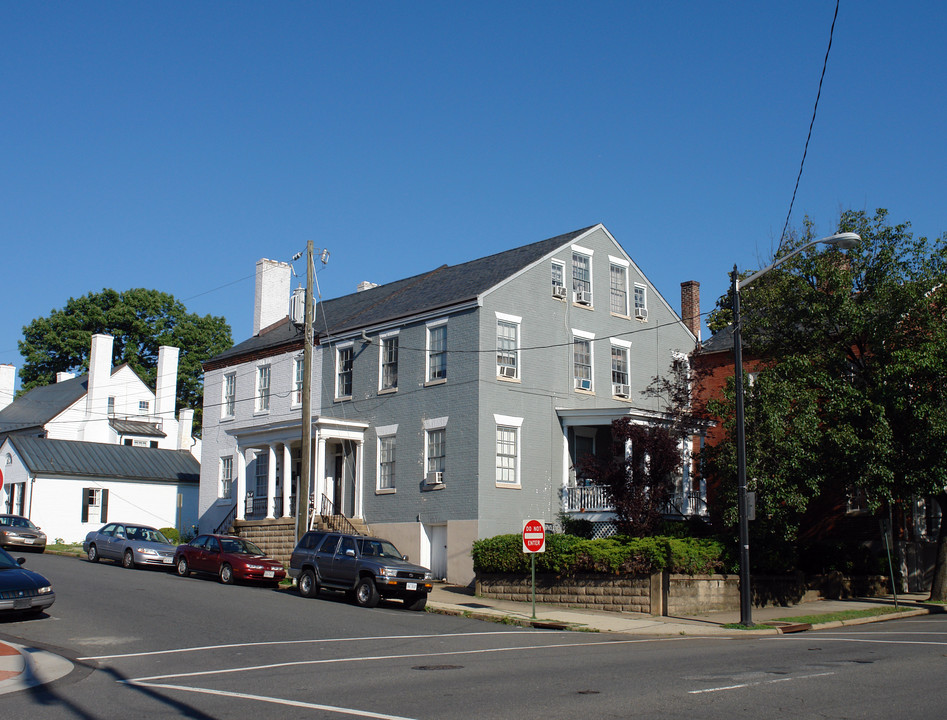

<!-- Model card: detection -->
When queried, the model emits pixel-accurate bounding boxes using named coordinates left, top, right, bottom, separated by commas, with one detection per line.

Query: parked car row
left=79, top=522, right=434, bottom=611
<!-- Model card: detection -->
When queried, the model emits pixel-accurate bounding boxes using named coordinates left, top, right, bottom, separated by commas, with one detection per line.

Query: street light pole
left=731, top=231, right=860, bottom=627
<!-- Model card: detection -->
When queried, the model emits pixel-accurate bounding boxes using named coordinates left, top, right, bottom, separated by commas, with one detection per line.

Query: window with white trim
left=336, top=345, right=353, bottom=398
left=572, top=251, right=592, bottom=304
left=220, top=456, right=233, bottom=499
left=426, top=322, right=447, bottom=382
left=107, top=396, right=115, bottom=415
left=423, top=418, right=448, bottom=482
left=378, top=434, right=396, bottom=491
left=138, top=400, right=150, bottom=415
left=254, top=452, right=268, bottom=500
left=293, top=357, right=304, bottom=405
left=380, top=334, right=399, bottom=391
left=573, top=330, right=594, bottom=391
left=634, top=284, right=648, bottom=318
left=609, top=262, right=629, bottom=316
left=611, top=342, right=630, bottom=397
left=494, top=414, right=524, bottom=486
left=496, top=313, right=521, bottom=379
left=256, top=365, right=271, bottom=412
left=223, top=372, right=236, bottom=417
left=551, top=260, right=565, bottom=294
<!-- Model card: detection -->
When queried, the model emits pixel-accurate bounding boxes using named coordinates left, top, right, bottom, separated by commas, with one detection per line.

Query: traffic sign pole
left=522, top=519, right=545, bottom=619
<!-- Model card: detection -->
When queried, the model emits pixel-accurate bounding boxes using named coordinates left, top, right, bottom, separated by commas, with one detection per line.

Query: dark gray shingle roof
left=208, top=225, right=598, bottom=366
left=0, top=374, right=89, bottom=434
left=7, top=436, right=199, bottom=484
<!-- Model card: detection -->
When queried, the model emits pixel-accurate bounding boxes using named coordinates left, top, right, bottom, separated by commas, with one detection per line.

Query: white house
left=0, top=334, right=201, bottom=541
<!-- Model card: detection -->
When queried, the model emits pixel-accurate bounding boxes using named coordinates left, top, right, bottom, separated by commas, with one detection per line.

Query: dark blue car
left=0, top=545, right=55, bottom=616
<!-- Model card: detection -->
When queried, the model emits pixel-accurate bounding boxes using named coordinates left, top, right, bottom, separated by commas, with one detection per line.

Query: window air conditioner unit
left=575, top=378, right=592, bottom=391
left=552, top=285, right=567, bottom=299
left=575, top=290, right=593, bottom=306
left=635, top=307, right=648, bottom=320
left=613, top=383, right=630, bottom=398
left=425, top=471, right=444, bottom=486
left=498, top=365, right=517, bottom=379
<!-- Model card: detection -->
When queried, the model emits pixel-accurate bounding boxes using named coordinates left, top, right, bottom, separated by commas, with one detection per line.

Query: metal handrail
left=213, top=503, right=238, bottom=535
left=320, top=494, right=361, bottom=535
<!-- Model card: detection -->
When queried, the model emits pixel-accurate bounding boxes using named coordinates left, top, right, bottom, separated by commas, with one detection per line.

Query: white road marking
left=79, top=630, right=546, bottom=660
left=689, top=671, right=835, bottom=695
left=125, top=681, right=420, bottom=720
left=773, top=636, right=947, bottom=647
left=126, top=636, right=705, bottom=683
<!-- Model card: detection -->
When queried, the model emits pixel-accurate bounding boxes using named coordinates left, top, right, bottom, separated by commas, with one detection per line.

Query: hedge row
left=471, top=534, right=725, bottom=576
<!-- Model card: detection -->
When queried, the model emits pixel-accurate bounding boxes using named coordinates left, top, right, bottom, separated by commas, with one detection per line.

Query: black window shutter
left=100, top=489, right=109, bottom=522
left=81, top=489, right=89, bottom=522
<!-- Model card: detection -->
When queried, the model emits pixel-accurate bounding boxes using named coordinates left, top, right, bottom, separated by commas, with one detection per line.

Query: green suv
left=289, top=531, right=434, bottom=611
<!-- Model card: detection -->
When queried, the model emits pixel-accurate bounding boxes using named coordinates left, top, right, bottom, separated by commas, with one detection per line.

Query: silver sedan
left=83, top=522, right=176, bottom=569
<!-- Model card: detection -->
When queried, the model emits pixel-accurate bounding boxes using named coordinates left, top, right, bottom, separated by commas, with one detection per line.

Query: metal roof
left=5, top=436, right=199, bottom=484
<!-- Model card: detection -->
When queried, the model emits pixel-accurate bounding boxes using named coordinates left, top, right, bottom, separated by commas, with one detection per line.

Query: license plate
left=264, top=570, right=275, bottom=578
left=13, top=598, right=30, bottom=610
left=162, top=557, right=173, bottom=564
left=23, top=539, right=34, bottom=544
left=406, top=582, right=417, bottom=591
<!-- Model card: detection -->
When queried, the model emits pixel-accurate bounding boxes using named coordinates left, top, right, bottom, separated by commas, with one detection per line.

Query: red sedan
left=174, top=534, right=286, bottom=586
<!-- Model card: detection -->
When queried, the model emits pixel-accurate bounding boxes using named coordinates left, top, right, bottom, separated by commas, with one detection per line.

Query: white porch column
left=282, top=443, right=293, bottom=518
left=236, top=448, right=248, bottom=521
left=266, top=444, right=277, bottom=519
left=354, top=439, right=364, bottom=519
left=315, top=434, right=328, bottom=511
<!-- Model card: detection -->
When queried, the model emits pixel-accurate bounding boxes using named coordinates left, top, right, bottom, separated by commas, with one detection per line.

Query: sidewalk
left=0, top=639, right=74, bottom=696
left=426, top=584, right=942, bottom=635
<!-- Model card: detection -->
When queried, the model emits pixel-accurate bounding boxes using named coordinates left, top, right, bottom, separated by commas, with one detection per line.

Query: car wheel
left=122, top=549, right=135, bottom=569
left=88, top=544, right=99, bottom=563
left=219, top=563, right=234, bottom=585
left=354, top=576, right=380, bottom=608
left=405, top=594, right=428, bottom=612
left=298, top=569, right=319, bottom=599
left=176, top=556, right=189, bottom=577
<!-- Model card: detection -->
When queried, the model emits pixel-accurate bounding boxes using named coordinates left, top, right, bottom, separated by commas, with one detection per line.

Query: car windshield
left=0, top=516, right=35, bottom=529
left=126, top=526, right=170, bottom=544
left=220, top=538, right=263, bottom=555
left=0, top=546, right=20, bottom=569
left=358, top=539, right=405, bottom=560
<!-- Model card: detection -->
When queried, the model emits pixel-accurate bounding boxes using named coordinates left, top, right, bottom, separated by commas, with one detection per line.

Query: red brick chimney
left=681, top=281, right=700, bottom=340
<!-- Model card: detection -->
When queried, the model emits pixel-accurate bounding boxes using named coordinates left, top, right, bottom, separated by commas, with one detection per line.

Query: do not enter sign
left=522, top=519, right=545, bottom=553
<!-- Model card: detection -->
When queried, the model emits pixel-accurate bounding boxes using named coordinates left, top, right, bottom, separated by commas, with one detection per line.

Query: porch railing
left=214, top=503, right=238, bottom=535
left=564, top=483, right=709, bottom=518
left=320, top=494, right=361, bottom=535
left=563, top=483, right=611, bottom=513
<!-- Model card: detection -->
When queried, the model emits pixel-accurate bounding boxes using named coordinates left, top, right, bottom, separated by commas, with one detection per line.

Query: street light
left=731, top=231, right=860, bottom=626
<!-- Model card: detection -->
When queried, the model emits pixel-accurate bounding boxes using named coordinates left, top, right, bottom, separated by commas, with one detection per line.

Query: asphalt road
left=2, top=553, right=946, bottom=719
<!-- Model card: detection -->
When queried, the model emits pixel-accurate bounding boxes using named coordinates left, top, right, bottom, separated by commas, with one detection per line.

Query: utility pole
left=296, top=240, right=315, bottom=541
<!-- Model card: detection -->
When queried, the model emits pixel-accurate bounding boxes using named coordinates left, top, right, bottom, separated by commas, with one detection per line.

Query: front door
left=430, top=525, right=447, bottom=580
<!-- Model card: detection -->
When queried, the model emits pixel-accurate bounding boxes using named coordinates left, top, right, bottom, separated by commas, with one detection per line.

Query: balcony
left=563, top=483, right=708, bottom=519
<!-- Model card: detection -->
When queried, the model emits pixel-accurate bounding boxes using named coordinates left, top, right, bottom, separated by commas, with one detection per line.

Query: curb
left=0, top=642, right=25, bottom=690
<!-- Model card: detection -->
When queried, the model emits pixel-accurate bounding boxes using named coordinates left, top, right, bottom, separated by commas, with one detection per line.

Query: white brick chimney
left=84, top=333, right=114, bottom=442
left=254, top=259, right=292, bottom=335
left=155, top=345, right=179, bottom=420
left=0, top=364, right=14, bottom=412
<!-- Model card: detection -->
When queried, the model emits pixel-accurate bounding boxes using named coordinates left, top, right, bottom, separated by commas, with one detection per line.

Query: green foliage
left=17, top=288, right=232, bottom=433
left=701, top=210, right=947, bottom=584
left=557, top=512, right=596, bottom=539
left=160, top=527, right=181, bottom=545
left=471, top=533, right=725, bottom=576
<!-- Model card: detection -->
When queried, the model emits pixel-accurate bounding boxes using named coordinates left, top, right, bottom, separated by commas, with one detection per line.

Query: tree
left=703, top=210, right=947, bottom=598
left=18, top=289, right=233, bottom=433
left=576, top=418, right=682, bottom=537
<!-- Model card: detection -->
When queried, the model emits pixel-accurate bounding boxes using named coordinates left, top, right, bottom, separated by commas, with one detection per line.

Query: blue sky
left=2, top=2, right=944, bottom=379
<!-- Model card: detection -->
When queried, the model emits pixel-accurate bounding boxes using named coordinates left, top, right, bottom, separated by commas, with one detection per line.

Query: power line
left=776, top=0, right=841, bottom=255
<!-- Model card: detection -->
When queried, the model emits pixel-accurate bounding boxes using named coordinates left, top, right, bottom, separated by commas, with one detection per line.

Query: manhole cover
left=412, top=665, right=464, bottom=671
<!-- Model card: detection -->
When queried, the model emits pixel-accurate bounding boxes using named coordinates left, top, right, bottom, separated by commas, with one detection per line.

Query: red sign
left=522, top=519, right=546, bottom=553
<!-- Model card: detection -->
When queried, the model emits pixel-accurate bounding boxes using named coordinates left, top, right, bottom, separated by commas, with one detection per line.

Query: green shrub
left=472, top=533, right=725, bottom=576
left=160, top=527, right=181, bottom=545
